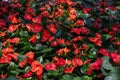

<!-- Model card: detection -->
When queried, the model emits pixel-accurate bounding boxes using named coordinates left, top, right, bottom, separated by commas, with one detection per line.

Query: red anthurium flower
left=29, top=34, right=37, bottom=44
left=89, top=33, right=102, bottom=46
left=0, top=19, right=6, bottom=28
left=19, top=60, right=27, bottom=68
left=74, top=48, right=79, bottom=55
left=24, top=71, right=32, bottom=78
left=56, top=47, right=70, bottom=56
left=72, top=57, right=83, bottom=67
left=89, top=58, right=102, bottom=70
left=31, top=61, right=43, bottom=76
left=45, top=63, right=56, bottom=70
left=6, top=37, right=20, bottom=44
left=0, top=32, right=6, bottom=37
left=110, top=51, right=120, bottom=63
left=68, top=7, right=77, bottom=20
left=51, top=41, right=58, bottom=47
left=71, top=27, right=89, bottom=35
left=74, top=19, right=84, bottom=26
left=99, top=48, right=109, bottom=56
left=30, top=23, right=43, bottom=33
left=86, top=58, right=102, bottom=75
left=32, top=15, right=42, bottom=23
left=113, top=41, right=120, bottom=46
left=66, top=59, right=72, bottom=65
left=11, top=16, right=20, bottom=24
left=56, top=58, right=66, bottom=66
left=47, top=24, right=57, bottom=34
left=108, top=6, right=116, bottom=11
left=0, top=74, right=7, bottom=79
left=26, top=24, right=32, bottom=32
left=64, top=66, right=74, bottom=73
left=41, top=30, right=51, bottom=42
left=0, top=56, right=11, bottom=64
left=56, top=38, right=65, bottom=45
left=93, top=18, right=101, bottom=28
left=73, top=36, right=83, bottom=42
left=86, top=69, right=92, bottom=75
left=55, top=8, right=64, bottom=18
left=8, top=24, right=19, bottom=32
left=25, top=51, right=34, bottom=59
left=63, top=47, right=71, bottom=53
left=41, top=11, right=49, bottom=17
left=73, top=43, right=78, bottom=49
left=36, top=75, right=43, bottom=80
left=25, top=51, right=35, bottom=64
left=80, top=44, right=88, bottom=50
left=82, top=8, right=92, bottom=14
left=56, top=0, right=66, bottom=4
left=8, top=53, right=18, bottom=61
left=24, top=13, right=32, bottom=21
left=84, top=59, right=91, bottom=65
left=2, top=47, right=14, bottom=53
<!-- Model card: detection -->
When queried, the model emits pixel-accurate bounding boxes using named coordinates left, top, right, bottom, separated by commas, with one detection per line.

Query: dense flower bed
left=0, top=0, right=120, bottom=80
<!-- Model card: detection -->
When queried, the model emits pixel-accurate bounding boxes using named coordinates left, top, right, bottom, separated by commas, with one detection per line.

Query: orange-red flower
left=11, top=16, right=20, bottom=24
left=82, top=8, right=92, bottom=14
left=0, top=74, right=7, bottom=79
left=19, top=60, right=27, bottom=68
left=24, top=13, right=32, bottom=21
left=8, top=24, right=19, bottom=32
left=56, top=38, right=65, bottom=45
left=29, top=34, right=37, bottom=44
left=68, top=7, right=77, bottom=20
left=6, top=37, right=20, bottom=44
left=55, top=7, right=64, bottom=18
left=56, top=58, right=66, bottom=66
left=32, top=15, right=42, bottom=23
left=24, top=71, right=32, bottom=78
left=25, top=51, right=34, bottom=59
left=56, top=47, right=70, bottom=56
left=64, top=66, right=74, bottom=73
left=0, top=56, right=11, bottom=64
left=74, top=19, right=84, bottom=26
left=30, top=23, right=43, bottom=33
left=0, top=32, right=6, bottom=37
left=45, top=63, right=56, bottom=71
left=72, top=57, right=83, bottom=67
left=2, top=47, right=14, bottom=53
left=31, top=61, right=43, bottom=76
left=84, top=59, right=91, bottom=65
left=89, top=33, right=102, bottom=46
left=26, top=24, right=32, bottom=32
left=47, top=24, right=57, bottom=34
left=41, top=30, right=51, bottom=42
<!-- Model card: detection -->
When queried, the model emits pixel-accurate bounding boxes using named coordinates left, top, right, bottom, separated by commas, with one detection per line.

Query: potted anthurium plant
left=0, top=0, right=120, bottom=80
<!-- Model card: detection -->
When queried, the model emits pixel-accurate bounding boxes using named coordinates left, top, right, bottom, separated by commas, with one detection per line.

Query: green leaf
left=19, top=30, right=29, bottom=37
left=101, top=67, right=110, bottom=76
left=37, top=56, right=43, bottom=63
left=47, top=70, right=59, bottom=77
left=6, top=76, right=20, bottom=80
left=81, top=76, right=92, bottom=80
left=0, top=42, right=2, bottom=50
left=104, top=76, right=112, bottom=80
left=18, top=54, right=26, bottom=62
left=73, top=77, right=81, bottom=80
left=40, top=47, right=53, bottom=53
left=32, top=43, right=47, bottom=50
left=102, top=34, right=111, bottom=41
left=61, top=74, right=73, bottom=80
left=102, top=56, right=113, bottom=70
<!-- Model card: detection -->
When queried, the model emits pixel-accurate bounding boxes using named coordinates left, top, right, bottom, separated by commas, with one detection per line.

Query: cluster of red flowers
left=0, top=0, right=120, bottom=80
